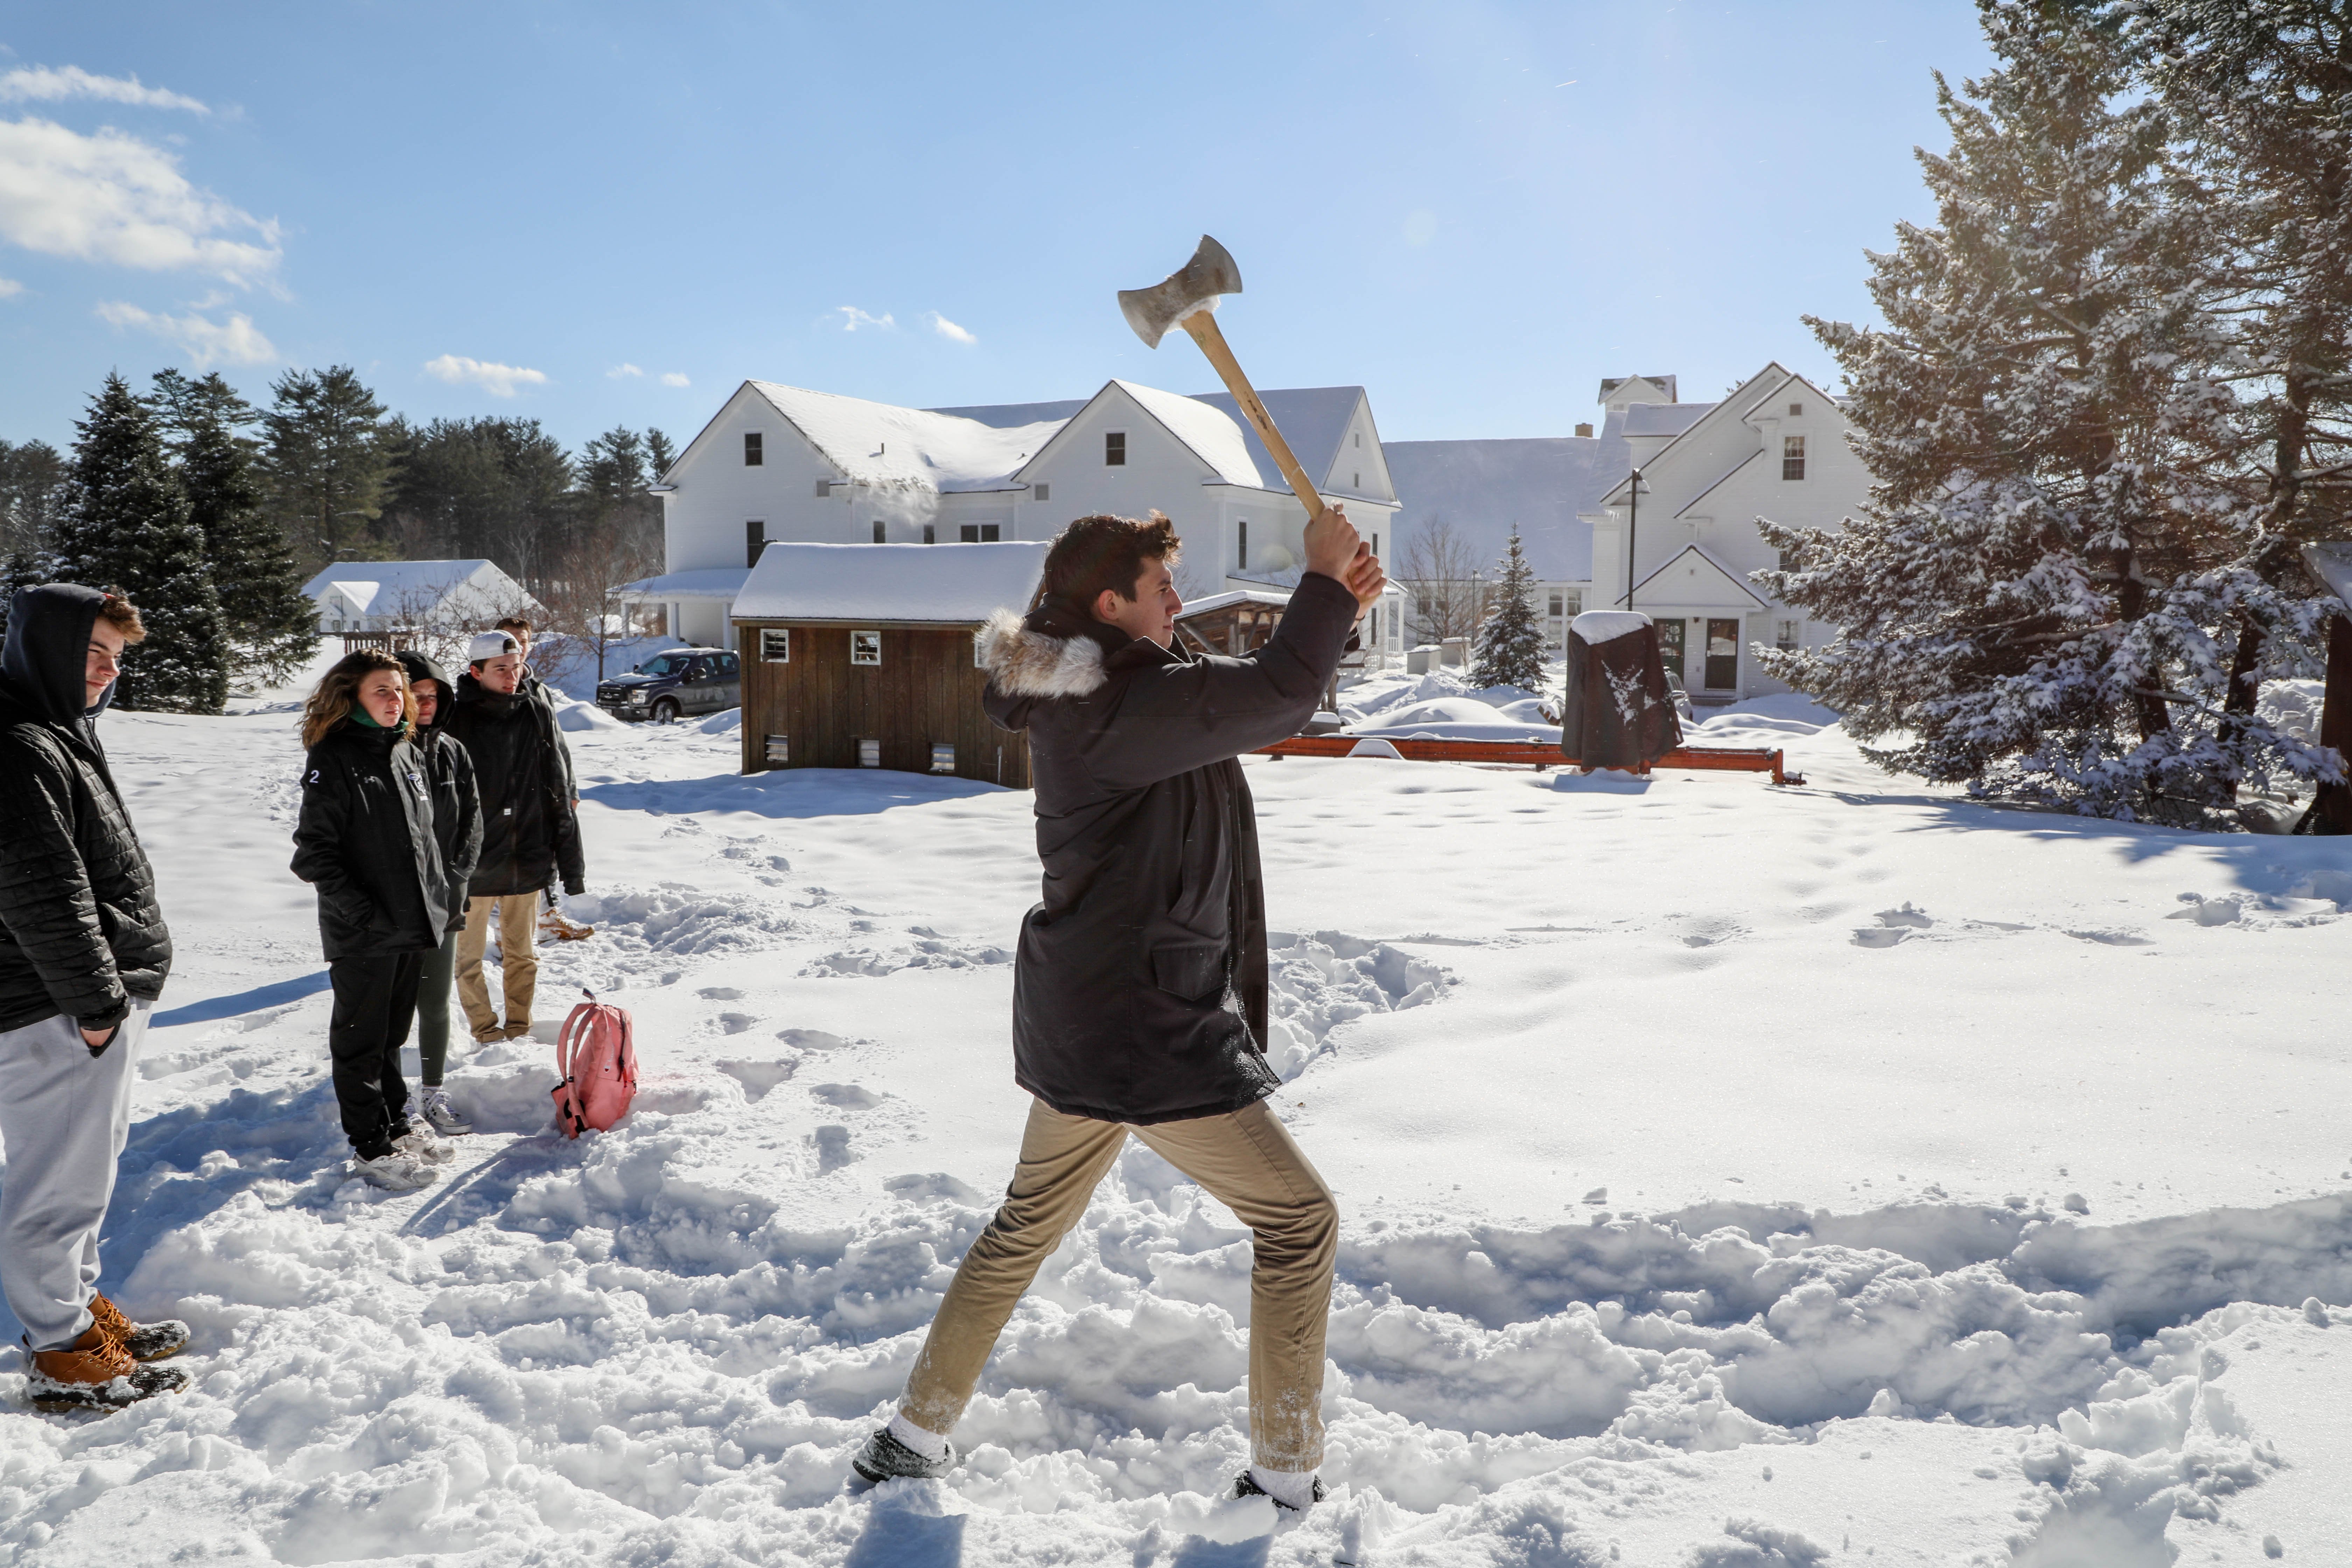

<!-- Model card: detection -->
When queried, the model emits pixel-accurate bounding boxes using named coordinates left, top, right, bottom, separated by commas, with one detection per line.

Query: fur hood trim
left=978, top=608, right=1107, bottom=699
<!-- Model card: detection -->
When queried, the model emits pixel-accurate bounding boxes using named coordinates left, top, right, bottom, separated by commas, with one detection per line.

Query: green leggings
left=416, top=929, right=459, bottom=1086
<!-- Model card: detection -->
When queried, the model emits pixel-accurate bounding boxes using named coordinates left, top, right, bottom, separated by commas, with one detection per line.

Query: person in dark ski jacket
left=0, top=585, right=192, bottom=1409
left=491, top=616, right=593, bottom=943
left=394, top=650, right=481, bottom=1135
left=442, top=631, right=584, bottom=1044
left=290, top=651, right=452, bottom=1192
left=854, top=508, right=1386, bottom=1513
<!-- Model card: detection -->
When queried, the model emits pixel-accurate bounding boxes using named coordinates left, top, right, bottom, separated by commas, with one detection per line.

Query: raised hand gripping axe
left=1118, top=235, right=1329, bottom=519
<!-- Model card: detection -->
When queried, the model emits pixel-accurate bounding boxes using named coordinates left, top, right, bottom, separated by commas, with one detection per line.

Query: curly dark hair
left=1038, top=511, right=1181, bottom=609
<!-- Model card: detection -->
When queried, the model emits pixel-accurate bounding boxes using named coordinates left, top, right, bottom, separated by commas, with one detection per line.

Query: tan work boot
left=25, top=1323, right=189, bottom=1410
left=86, top=1294, right=190, bottom=1363
left=540, top=907, right=595, bottom=941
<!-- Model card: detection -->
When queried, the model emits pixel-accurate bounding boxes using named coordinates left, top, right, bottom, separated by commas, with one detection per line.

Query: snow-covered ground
left=4, top=655, right=2348, bottom=1566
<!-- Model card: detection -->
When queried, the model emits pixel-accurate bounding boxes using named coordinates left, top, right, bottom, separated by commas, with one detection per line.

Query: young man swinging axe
left=852, top=505, right=1385, bottom=1509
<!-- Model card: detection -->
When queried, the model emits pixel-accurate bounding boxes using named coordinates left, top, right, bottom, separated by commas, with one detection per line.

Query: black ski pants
left=328, top=953, right=424, bottom=1159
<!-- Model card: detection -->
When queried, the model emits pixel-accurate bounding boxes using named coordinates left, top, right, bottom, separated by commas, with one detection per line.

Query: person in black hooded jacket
left=289, top=650, right=451, bottom=1192
left=394, top=649, right=481, bottom=1135
left=0, top=584, right=191, bottom=1409
left=854, top=508, right=1385, bottom=1513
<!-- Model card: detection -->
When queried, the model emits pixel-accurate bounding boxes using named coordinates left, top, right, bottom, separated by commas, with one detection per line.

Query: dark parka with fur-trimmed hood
left=0, top=584, right=172, bottom=1038
left=978, top=569, right=1357, bottom=1125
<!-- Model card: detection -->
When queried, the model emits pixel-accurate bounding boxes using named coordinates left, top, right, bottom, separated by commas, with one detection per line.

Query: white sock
left=886, top=1411, right=950, bottom=1460
left=1248, top=1464, right=1317, bottom=1510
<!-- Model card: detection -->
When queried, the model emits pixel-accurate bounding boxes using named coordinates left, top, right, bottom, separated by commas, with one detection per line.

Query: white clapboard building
left=630, top=379, right=1414, bottom=666
left=1387, top=365, right=1862, bottom=705
left=304, top=559, right=544, bottom=636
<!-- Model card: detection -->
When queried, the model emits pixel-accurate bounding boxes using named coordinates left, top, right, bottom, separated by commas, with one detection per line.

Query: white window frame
left=850, top=630, right=882, bottom=666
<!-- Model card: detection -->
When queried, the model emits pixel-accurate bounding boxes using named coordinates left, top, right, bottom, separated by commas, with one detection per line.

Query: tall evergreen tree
left=259, top=365, right=396, bottom=572
left=1757, top=0, right=2332, bottom=823
left=179, top=396, right=318, bottom=685
left=54, top=374, right=229, bottom=713
left=0, top=438, right=68, bottom=560
left=1470, top=529, right=1547, bottom=692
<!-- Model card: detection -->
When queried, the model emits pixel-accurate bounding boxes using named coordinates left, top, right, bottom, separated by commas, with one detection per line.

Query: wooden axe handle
left=1179, top=310, right=1328, bottom=518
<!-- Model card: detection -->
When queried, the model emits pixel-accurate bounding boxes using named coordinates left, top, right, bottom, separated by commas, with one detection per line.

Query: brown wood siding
left=736, top=621, right=1032, bottom=789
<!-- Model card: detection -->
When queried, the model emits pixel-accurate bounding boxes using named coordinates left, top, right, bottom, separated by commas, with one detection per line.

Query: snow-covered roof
left=926, top=397, right=1089, bottom=428
left=1178, top=589, right=1291, bottom=617
left=748, top=382, right=1059, bottom=495
left=619, top=568, right=752, bottom=601
left=732, top=541, right=1049, bottom=624
left=1108, top=380, right=1264, bottom=490
left=1384, top=436, right=1619, bottom=581
left=301, top=560, right=497, bottom=604
left=2304, top=542, right=2352, bottom=608
left=1188, top=386, right=1364, bottom=496
left=321, top=580, right=379, bottom=611
left=1622, top=402, right=1715, bottom=438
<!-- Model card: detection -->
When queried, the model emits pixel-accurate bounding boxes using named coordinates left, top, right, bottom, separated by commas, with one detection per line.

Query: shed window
left=872, top=520, right=886, bottom=543
left=764, top=734, right=789, bottom=764
left=857, top=738, right=881, bottom=768
left=746, top=520, right=766, bottom=567
left=760, top=628, right=790, bottom=663
left=1782, top=435, right=1806, bottom=481
left=974, top=632, right=988, bottom=667
left=930, top=743, right=956, bottom=774
left=744, top=432, right=763, bottom=466
left=960, top=524, right=1001, bottom=542
left=1105, top=432, right=1126, bottom=466
left=850, top=630, right=882, bottom=666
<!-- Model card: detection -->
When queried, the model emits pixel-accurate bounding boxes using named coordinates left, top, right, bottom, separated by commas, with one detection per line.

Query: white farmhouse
left=1586, top=363, right=1859, bottom=704
left=303, top=559, right=544, bottom=636
left=634, top=379, right=1413, bottom=666
left=1386, top=365, right=1860, bottom=705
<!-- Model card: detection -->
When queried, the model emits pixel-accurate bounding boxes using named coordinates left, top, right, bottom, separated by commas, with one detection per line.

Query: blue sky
left=0, top=2, right=1992, bottom=454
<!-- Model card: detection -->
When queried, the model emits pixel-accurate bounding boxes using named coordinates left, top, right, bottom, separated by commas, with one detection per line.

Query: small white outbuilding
left=303, top=559, right=544, bottom=635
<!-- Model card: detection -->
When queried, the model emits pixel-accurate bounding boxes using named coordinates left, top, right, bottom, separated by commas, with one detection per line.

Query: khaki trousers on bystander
left=455, top=893, right=540, bottom=1043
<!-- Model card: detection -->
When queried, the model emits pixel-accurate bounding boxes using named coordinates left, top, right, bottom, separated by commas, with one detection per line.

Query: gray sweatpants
left=0, top=1002, right=148, bottom=1351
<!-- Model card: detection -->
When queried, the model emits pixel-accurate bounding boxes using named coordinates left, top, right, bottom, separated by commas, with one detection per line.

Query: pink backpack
left=552, top=992, right=637, bottom=1138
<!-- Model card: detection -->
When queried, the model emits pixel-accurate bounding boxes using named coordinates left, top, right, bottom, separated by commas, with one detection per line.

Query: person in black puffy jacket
left=394, top=650, right=481, bottom=1135
left=0, top=584, right=190, bottom=1409
left=289, top=651, right=451, bottom=1192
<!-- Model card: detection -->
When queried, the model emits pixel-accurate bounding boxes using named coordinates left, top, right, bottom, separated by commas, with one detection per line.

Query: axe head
left=1118, top=234, right=1243, bottom=348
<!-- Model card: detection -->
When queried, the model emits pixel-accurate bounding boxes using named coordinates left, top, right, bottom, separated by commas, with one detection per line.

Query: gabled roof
left=1600, top=375, right=1678, bottom=404
left=301, top=560, right=500, bottom=602
left=1015, top=380, right=1265, bottom=490
left=1187, top=386, right=1367, bottom=496
left=1385, top=436, right=1618, bottom=581
left=743, top=382, right=1057, bottom=494
left=927, top=397, right=1089, bottom=428
left=732, top=541, right=1049, bottom=624
left=1737, top=366, right=1837, bottom=424
left=619, top=568, right=752, bottom=600
left=1622, top=402, right=1715, bottom=438
left=1625, top=543, right=1770, bottom=610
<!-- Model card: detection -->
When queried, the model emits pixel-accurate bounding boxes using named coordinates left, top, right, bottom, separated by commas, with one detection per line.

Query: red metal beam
left=1253, top=735, right=1795, bottom=784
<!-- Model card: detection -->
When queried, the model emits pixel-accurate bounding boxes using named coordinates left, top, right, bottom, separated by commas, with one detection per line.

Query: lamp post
left=1623, top=467, right=1646, bottom=610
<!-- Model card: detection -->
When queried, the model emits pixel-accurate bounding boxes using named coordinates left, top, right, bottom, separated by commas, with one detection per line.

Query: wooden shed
left=732, top=540, right=1048, bottom=788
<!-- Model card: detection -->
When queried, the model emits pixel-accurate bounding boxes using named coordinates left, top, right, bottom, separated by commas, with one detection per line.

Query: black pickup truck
left=595, top=647, right=741, bottom=723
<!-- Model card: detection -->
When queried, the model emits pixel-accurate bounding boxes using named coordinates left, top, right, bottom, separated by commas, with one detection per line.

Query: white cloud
left=0, top=276, right=21, bottom=299
left=830, top=306, right=894, bottom=331
left=607, top=362, right=643, bottom=378
left=658, top=371, right=690, bottom=387
left=423, top=354, right=548, bottom=398
left=925, top=310, right=976, bottom=345
left=0, top=66, right=209, bottom=115
left=94, top=300, right=276, bottom=366
left=0, top=116, right=280, bottom=285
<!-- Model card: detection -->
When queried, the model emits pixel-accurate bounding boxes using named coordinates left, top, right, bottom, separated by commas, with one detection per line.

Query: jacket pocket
left=1149, top=937, right=1229, bottom=1004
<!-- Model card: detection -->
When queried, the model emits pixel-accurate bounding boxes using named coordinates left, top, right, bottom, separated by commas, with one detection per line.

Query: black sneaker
left=850, top=1426, right=959, bottom=1483
left=1234, top=1470, right=1325, bottom=1511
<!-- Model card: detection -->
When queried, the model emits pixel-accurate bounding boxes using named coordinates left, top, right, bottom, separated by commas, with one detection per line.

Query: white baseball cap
left=468, top=631, right=519, bottom=663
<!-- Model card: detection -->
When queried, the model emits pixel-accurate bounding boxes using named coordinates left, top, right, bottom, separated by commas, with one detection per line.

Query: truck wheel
left=653, top=698, right=680, bottom=725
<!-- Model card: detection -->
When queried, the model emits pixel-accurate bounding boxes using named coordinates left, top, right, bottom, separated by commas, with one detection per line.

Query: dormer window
left=1783, top=435, right=1806, bottom=481
left=1105, top=432, right=1126, bottom=467
left=744, top=432, right=764, bottom=466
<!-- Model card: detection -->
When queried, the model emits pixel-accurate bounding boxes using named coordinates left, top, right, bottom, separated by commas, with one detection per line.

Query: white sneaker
left=417, top=1088, right=474, bottom=1135
left=396, top=1125, right=457, bottom=1164
left=354, top=1152, right=435, bottom=1192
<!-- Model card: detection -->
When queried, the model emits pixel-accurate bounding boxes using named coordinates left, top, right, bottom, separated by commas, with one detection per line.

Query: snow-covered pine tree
left=1755, top=0, right=2334, bottom=824
left=1470, top=528, right=1547, bottom=692
left=53, top=374, right=230, bottom=713
left=170, top=379, right=320, bottom=685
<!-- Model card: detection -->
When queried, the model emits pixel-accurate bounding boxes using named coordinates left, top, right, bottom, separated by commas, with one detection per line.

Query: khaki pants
left=901, top=1098, right=1338, bottom=1471
left=455, top=893, right=539, bottom=1043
